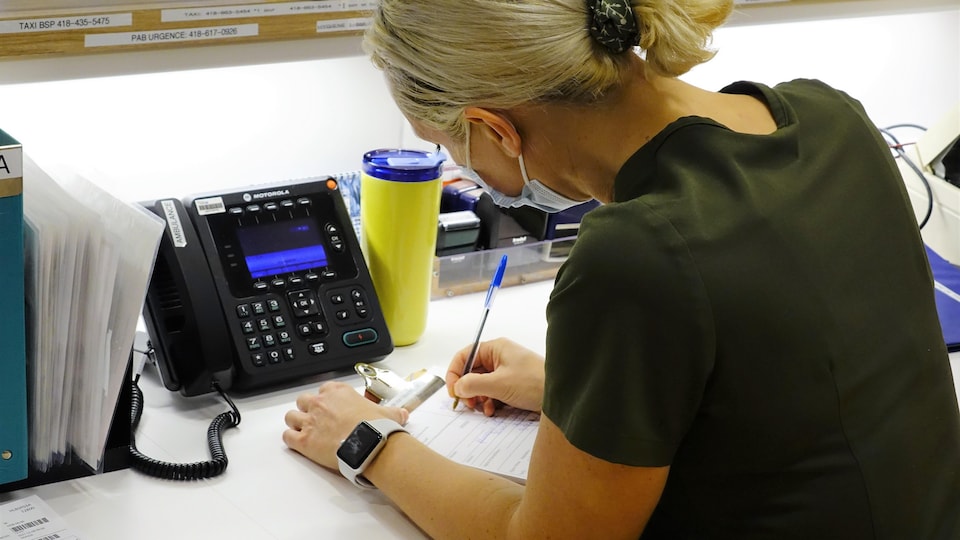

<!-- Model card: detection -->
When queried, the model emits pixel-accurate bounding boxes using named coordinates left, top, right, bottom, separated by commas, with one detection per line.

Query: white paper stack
left=22, top=154, right=164, bottom=473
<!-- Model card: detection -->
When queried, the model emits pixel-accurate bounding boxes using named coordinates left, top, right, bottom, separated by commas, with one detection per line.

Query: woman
left=283, top=0, right=960, bottom=537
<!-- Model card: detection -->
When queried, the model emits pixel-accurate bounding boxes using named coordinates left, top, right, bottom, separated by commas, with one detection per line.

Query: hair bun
left=588, top=0, right=641, bottom=54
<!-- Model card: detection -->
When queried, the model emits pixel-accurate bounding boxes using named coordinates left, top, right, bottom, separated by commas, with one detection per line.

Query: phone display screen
left=237, top=218, right=329, bottom=279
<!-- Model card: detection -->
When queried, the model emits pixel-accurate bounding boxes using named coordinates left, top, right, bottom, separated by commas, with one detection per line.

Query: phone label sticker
left=194, top=196, right=226, bottom=216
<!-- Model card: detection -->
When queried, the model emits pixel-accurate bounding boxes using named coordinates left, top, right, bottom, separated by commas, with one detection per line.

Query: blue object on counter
left=927, top=246, right=960, bottom=351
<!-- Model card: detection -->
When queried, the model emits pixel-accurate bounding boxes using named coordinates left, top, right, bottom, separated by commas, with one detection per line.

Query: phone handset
left=141, top=198, right=234, bottom=396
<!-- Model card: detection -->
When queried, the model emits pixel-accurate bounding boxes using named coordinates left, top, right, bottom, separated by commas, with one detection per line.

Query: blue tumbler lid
left=362, top=149, right=446, bottom=182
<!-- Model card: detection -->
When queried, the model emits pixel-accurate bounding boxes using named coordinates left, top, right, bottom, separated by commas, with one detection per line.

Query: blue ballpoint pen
left=452, top=254, right=508, bottom=410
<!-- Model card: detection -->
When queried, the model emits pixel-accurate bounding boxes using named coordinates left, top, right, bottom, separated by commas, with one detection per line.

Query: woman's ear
left=464, top=106, right=522, bottom=159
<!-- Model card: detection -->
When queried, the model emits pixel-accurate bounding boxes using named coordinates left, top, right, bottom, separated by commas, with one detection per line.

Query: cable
left=881, top=126, right=933, bottom=230
left=129, top=367, right=241, bottom=481
left=884, top=123, right=928, bottom=133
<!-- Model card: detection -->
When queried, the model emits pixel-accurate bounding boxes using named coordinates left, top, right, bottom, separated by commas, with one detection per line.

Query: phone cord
left=129, top=376, right=242, bottom=480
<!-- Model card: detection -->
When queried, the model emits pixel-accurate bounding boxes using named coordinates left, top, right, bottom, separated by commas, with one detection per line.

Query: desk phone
left=141, top=177, right=393, bottom=396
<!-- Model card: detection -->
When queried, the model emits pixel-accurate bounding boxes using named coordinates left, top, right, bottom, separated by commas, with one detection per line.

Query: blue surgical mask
left=461, top=125, right=585, bottom=213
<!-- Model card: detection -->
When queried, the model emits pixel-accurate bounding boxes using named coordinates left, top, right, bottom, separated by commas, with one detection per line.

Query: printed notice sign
left=85, top=24, right=258, bottom=48
left=0, top=495, right=81, bottom=540
left=0, top=13, right=132, bottom=35
left=316, top=18, right=372, bottom=34
left=162, top=1, right=379, bottom=22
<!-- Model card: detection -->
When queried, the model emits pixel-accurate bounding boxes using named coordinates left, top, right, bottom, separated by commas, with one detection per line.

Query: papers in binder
left=22, top=154, right=164, bottom=472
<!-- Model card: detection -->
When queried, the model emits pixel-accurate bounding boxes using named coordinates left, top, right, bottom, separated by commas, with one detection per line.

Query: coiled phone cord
left=129, top=375, right=242, bottom=480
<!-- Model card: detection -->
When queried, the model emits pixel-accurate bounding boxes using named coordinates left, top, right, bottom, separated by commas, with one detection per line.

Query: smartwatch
left=337, top=418, right=407, bottom=489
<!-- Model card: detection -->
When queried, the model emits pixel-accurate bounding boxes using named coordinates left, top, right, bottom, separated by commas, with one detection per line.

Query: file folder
left=927, top=246, right=960, bottom=352
left=0, top=128, right=27, bottom=486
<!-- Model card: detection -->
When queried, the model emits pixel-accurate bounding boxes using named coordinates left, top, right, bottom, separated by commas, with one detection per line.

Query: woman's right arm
left=365, top=406, right=668, bottom=540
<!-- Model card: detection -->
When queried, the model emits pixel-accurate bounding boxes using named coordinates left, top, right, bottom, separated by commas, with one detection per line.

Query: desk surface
left=3, top=280, right=959, bottom=539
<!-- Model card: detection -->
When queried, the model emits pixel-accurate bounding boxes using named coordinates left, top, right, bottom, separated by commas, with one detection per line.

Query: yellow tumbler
left=360, top=149, right=445, bottom=346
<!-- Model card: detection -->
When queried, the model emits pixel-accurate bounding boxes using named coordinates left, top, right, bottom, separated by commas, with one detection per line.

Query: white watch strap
left=338, top=418, right=407, bottom=489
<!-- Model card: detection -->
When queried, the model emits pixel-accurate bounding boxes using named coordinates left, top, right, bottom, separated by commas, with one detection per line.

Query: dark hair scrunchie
left=588, top=0, right=641, bottom=54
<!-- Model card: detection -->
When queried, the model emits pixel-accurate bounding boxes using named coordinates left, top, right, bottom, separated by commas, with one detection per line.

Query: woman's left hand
left=283, top=381, right=409, bottom=470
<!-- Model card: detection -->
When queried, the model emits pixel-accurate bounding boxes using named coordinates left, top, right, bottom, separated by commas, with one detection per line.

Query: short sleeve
left=542, top=201, right=715, bottom=467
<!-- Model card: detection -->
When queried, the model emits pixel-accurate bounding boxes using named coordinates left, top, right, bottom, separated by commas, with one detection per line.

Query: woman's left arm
left=283, top=381, right=668, bottom=540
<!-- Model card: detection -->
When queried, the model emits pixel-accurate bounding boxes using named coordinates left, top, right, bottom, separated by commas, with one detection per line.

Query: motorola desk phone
left=141, top=177, right=393, bottom=398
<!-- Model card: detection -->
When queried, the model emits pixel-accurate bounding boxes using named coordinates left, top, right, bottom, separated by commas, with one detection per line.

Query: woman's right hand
left=445, top=337, right=545, bottom=416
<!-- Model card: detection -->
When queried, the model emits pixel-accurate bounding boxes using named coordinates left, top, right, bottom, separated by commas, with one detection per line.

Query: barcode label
left=0, top=495, right=79, bottom=540
left=195, top=196, right=226, bottom=215
left=11, top=516, right=49, bottom=532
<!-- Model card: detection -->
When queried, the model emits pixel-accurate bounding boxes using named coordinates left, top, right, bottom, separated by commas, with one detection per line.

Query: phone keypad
left=237, top=283, right=376, bottom=371
left=240, top=300, right=299, bottom=367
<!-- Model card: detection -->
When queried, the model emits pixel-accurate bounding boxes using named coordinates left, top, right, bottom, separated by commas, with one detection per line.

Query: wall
left=0, top=5, right=957, bottom=205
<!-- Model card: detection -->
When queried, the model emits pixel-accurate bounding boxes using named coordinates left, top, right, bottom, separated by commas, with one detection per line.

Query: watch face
left=337, top=422, right=384, bottom=469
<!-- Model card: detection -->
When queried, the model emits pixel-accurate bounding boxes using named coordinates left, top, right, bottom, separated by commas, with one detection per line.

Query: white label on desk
left=0, top=13, right=132, bottom=34
left=162, top=1, right=378, bottom=22
left=0, top=495, right=81, bottom=540
left=316, top=17, right=372, bottom=34
left=84, top=23, right=258, bottom=47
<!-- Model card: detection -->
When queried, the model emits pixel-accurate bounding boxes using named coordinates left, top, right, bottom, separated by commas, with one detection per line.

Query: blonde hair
left=363, top=0, right=733, bottom=139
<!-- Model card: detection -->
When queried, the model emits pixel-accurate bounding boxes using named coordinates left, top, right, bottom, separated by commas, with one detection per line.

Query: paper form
left=404, top=391, right=540, bottom=484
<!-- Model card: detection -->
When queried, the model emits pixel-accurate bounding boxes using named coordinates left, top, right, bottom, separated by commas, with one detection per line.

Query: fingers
left=387, top=406, right=410, bottom=426
left=445, top=344, right=472, bottom=395
left=446, top=339, right=499, bottom=397
left=282, top=427, right=304, bottom=452
left=296, top=392, right=316, bottom=412
left=454, top=369, right=504, bottom=401
left=482, top=397, right=497, bottom=417
left=284, top=409, right=307, bottom=429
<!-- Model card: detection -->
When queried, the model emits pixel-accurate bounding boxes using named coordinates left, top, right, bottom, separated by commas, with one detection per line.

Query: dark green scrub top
left=543, top=79, right=960, bottom=539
